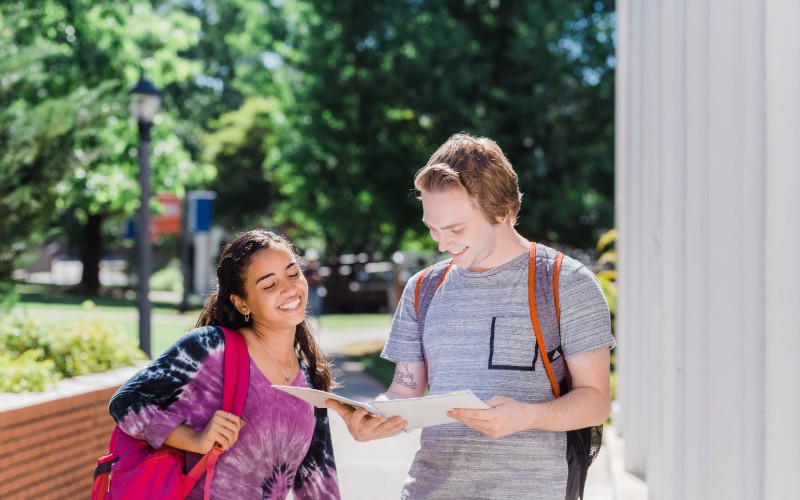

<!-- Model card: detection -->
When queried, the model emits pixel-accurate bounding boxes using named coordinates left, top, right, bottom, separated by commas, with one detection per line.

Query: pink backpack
left=91, top=327, right=250, bottom=499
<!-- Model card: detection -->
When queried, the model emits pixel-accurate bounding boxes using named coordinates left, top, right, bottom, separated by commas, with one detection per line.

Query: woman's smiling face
left=237, top=246, right=309, bottom=333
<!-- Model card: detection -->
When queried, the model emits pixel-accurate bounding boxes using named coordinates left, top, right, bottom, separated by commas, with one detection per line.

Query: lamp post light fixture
left=130, top=75, right=161, bottom=358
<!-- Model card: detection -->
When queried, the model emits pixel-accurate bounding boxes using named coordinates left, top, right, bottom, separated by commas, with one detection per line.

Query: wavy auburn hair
left=414, top=132, right=522, bottom=224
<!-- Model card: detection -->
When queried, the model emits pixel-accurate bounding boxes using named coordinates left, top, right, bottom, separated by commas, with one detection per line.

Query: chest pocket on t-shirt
left=487, top=316, right=539, bottom=371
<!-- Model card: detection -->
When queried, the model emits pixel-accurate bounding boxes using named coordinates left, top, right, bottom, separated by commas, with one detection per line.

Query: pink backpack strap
left=230, top=329, right=250, bottom=415
left=183, top=327, right=251, bottom=499
left=220, top=326, right=249, bottom=414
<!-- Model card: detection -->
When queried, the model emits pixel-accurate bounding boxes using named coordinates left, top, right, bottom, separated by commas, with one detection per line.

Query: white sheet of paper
left=271, top=385, right=379, bottom=413
left=370, top=391, right=491, bottom=429
left=272, top=385, right=491, bottom=429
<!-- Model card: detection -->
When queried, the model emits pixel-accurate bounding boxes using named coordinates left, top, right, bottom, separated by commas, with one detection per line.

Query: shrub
left=0, top=314, right=51, bottom=354
left=0, top=349, right=59, bottom=392
left=0, top=303, right=146, bottom=392
left=594, top=228, right=617, bottom=322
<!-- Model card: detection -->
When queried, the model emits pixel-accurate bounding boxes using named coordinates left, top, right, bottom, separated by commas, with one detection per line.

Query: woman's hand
left=194, top=410, right=245, bottom=453
left=164, top=410, right=244, bottom=454
left=326, top=400, right=408, bottom=441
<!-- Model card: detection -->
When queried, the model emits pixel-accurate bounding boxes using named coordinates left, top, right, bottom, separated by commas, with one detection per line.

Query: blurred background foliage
left=0, top=0, right=615, bottom=297
left=0, top=302, right=146, bottom=392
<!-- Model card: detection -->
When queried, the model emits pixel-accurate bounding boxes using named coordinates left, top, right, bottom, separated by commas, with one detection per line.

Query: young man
left=327, top=133, right=615, bottom=499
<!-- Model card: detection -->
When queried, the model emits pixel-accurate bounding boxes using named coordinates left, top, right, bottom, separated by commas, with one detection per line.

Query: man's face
left=420, top=188, right=501, bottom=272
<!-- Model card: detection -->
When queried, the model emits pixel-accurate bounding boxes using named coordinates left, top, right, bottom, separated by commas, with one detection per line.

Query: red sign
left=152, top=193, right=182, bottom=240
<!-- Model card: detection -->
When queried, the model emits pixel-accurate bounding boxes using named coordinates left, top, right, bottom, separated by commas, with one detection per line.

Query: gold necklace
left=252, top=330, right=295, bottom=383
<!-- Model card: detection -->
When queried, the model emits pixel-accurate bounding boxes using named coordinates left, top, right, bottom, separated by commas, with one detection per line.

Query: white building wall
left=615, top=1, right=800, bottom=499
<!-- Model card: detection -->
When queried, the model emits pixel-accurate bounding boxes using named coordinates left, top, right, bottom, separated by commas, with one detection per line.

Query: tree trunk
left=79, top=213, right=104, bottom=296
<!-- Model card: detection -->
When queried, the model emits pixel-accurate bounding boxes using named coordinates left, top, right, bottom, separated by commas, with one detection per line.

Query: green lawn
left=9, top=291, right=392, bottom=358
left=10, top=301, right=201, bottom=356
left=318, top=313, right=394, bottom=330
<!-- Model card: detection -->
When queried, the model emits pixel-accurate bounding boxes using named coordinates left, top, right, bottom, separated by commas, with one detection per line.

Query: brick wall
left=0, top=367, right=138, bottom=500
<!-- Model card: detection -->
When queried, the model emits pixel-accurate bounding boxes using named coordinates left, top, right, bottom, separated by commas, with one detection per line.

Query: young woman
left=109, top=229, right=340, bottom=499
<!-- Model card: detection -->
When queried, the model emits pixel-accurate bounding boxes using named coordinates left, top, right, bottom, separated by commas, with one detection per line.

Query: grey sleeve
left=558, top=262, right=616, bottom=358
left=381, top=271, right=426, bottom=363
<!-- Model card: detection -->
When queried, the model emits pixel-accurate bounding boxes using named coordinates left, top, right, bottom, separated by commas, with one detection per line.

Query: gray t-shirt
left=382, top=248, right=615, bottom=500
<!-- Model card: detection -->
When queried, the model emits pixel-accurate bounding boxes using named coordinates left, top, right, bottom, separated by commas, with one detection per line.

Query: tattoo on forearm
left=395, top=362, right=418, bottom=390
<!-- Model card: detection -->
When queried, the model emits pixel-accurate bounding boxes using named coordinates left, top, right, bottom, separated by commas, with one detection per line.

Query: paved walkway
left=313, top=326, right=648, bottom=500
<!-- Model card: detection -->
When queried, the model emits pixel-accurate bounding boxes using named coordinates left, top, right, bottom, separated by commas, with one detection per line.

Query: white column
left=615, top=0, right=648, bottom=477
left=764, top=1, right=800, bottom=498
left=734, top=1, right=767, bottom=499
left=680, top=1, right=712, bottom=497
left=641, top=1, right=664, bottom=495
left=615, top=0, right=795, bottom=498
left=652, top=1, right=685, bottom=497
left=613, top=0, right=631, bottom=449
left=705, top=0, right=752, bottom=497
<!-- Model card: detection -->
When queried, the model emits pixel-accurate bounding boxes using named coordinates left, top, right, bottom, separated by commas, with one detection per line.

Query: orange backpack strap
left=553, top=251, right=564, bottom=323
left=435, top=262, right=453, bottom=292
left=414, top=259, right=455, bottom=375
left=529, top=242, right=562, bottom=398
left=552, top=251, right=568, bottom=392
left=414, top=267, right=431, bottom=318
left=414, top=260, right=454, bottom=320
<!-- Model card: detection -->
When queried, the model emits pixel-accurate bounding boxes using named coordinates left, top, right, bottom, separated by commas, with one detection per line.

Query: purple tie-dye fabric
left=109, top=326, right=340, bottom=499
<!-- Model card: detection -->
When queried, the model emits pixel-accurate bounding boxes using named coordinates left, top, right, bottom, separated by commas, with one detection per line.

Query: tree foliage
left=271, top=0, right=616, bottom=255
left=175, top=0, right=292, bottom=232
left=1, top=1, right=211, bottom=294
left=0, top=9, right=111, bottom=292
left=1, top=0, right=616, bottom=297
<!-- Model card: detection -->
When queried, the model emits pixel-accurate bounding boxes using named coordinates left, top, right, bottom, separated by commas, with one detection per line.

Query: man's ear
left=229, top=294, right=248, bottom=316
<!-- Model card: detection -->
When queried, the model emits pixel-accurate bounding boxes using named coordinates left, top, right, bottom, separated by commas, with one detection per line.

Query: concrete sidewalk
left=315, top=326, right=647, bottom=500
left=326, top=356, right=421, bottom=499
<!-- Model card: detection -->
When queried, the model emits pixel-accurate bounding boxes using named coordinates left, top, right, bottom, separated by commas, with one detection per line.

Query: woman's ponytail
left=195, top=292, right=219, bottom=327
left=195, top=290, right=248, bottom=329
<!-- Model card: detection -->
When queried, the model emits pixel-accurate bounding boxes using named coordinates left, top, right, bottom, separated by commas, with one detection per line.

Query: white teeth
left=450, top=246, right=467, bottom=255
left=279, top=298, right=301, bottom=310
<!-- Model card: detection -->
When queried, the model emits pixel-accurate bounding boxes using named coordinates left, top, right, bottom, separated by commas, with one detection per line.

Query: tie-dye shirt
left=109, top=326, right=340, bottom=499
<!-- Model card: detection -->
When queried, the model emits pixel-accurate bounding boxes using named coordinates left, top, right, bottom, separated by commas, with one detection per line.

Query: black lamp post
left=130, top=75, right=161, bottom=358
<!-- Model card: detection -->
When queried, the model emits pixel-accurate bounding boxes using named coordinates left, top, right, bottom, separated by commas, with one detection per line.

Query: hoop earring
left=244, top=312, right=250, bottom=323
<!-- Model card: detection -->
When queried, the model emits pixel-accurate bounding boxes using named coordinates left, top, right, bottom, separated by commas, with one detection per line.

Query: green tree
left=275, top=0, right=615, bottom=255
left=201, top=97, right=286, bottom=230
left=1, top=1, right=211, bottom=295
left=0, top=9, right=112, bottom=295
left=172, top=0, right=292, bottom=233
left=2, top=0, right=616, bottom=300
